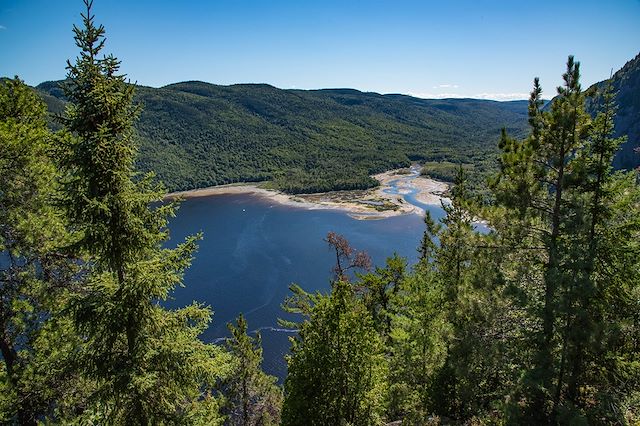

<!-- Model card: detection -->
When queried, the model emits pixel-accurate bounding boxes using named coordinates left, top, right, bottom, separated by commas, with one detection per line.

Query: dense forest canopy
left=1, top=1, right=639, bottom=424
left=34, top=51, right=639, bottom=196
left=35, top=79, right=530, bottom=194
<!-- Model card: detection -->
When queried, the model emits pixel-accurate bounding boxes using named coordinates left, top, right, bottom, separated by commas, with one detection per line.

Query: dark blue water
left=166, top=182, right=450, bottom=379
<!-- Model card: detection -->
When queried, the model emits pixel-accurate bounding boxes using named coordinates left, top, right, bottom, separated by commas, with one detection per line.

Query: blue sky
left=1, top=0, right=639, bottom=100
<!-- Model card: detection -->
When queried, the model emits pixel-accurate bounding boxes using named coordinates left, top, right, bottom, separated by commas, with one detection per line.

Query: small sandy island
left=166, top=166, right=450, bottom=220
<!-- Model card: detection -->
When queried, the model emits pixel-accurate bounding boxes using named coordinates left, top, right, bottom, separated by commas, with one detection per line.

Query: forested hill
left=35, top=79, right=529, bottom=193
left=585, top=52, right=640, bottom=171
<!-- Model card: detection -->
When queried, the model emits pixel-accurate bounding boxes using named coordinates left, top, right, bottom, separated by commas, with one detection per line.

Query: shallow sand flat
left=166, top=168, right=450, bottom=219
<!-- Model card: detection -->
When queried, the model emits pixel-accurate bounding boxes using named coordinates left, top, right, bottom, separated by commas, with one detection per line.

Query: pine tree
left=494, top=57, right=640, bottom=423
left=225, top=314, right=282, bottom=426
left=0, top=78, right=82, bottom=424
left=418, top=211, right=441, bottom=264
left=281, top=241, right=388, bottom=425
left=281, top=279, right=388, bottom=426
left=438, top=166, right=474, bottom=308
left=390, top=166, right=519, bottom=423
left=491, top=57, right=589, bottom=422
left=58, top=2, right=231, bottom=423
left=560, top=80, right=640, bottom=422
left=427, top=166, right=491, bottom=419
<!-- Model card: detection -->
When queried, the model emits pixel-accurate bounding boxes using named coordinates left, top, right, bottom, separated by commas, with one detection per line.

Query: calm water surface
left=167, top=187, right=447, bottom=379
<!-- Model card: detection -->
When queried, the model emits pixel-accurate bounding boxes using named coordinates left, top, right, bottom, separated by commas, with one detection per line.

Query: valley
left=2, top=0, right=638, bottom=421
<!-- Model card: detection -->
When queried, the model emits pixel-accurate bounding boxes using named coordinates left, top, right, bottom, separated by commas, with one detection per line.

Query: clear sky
left=1, top=0, right=639, bottom=100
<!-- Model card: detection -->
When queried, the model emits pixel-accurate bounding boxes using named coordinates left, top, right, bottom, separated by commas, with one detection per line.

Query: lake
left=167, top=187, right=449, bottom=380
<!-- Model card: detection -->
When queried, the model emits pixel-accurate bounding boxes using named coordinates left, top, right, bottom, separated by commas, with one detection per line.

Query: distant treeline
left=35, top=53, right=640, bottom=197
left=36, top=77, right=530, bottom=194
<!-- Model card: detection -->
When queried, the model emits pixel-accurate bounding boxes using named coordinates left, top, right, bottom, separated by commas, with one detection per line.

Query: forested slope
left=36, top=80, right=529, bottom=193
left=30, top=52, right=640, bottom=194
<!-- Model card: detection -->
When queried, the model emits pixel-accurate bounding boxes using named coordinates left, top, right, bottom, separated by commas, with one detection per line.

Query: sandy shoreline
left=166, top=167, right=450, bottom=220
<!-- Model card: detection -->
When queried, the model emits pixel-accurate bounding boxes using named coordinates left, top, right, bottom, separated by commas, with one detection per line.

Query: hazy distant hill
left=584, top=52, right=640, bottom=171
left=37, top=80, right=529, bottom=193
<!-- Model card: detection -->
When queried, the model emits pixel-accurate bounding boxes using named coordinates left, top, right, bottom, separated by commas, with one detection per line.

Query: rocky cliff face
left=585, top=52, right=640, bottom=171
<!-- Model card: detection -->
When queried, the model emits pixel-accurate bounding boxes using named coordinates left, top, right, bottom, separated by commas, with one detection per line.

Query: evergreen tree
left=438, top=166, right=474, bottom=309
left=224, top=314, right=282, bottom=426
left=559, top=80, right=640, bottom=422
left=387, top=209, right=443, bottom=422
left=0, top=78, right=82, bottom=424
left=357, top=254, right=407, bottom=342
left=282, top=279, right=388, bottom=425
left=493, top=57, right=640, bottom=423
left=387, top=263, right=445, bottom=424
left=389, top=166, right=522, bottom=423
left=58, top=2, right=231, bottom=423
left=418, top=211, right=441, bottom=264
left=492, top=57, right=589, bottom=422
left=425, top=166, right=508, bottom=420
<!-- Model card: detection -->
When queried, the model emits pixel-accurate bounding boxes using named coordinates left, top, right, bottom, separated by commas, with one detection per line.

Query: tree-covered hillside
left=32, top=52, right=639, bottom=197
left=36, top=79, right=529, bottom=193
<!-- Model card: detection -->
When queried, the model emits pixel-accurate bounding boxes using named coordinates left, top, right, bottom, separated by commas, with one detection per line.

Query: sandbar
left=166, top=167, right=450, bottom=220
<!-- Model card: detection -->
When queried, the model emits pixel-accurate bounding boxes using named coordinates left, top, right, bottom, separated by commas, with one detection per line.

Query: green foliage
left=37, top=80, right=529, bottom=194
left=0, top=77, right=84, bottom=424
left=390, top=167, right=514, bottom=422
left=224, top=314, right=282, bottom=425
left=55, top=3, right=232, bottom=423
left=420, top=161, right=475, bottom=182
left=4, top=5, right=639, bottom=423
left=282, top=280, right=388, bottom=425
left=491, top=57, right=640, bottom=423
left=387, top=265, right=446, bottom=424
left=418, top=210, right=441, bottom=263
left=33, top=52, right=639, bottom=198
left=357, top=254, right=407, bottom=342
left=420, top=160, right=499, bottom=203
left=383, top=57, right=640, bottom=425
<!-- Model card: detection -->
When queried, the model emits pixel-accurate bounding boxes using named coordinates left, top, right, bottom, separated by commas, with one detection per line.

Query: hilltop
left=36, top=80, right=529, bottom=193
left=35, top=52, right=638, bottom=195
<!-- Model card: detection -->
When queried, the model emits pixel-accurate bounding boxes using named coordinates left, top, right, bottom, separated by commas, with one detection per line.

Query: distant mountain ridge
left=35, top=80, right=529, bottom=193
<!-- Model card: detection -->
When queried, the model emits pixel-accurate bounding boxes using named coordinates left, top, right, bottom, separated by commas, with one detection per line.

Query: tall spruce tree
left=58, top=2, right=231, bottom=423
